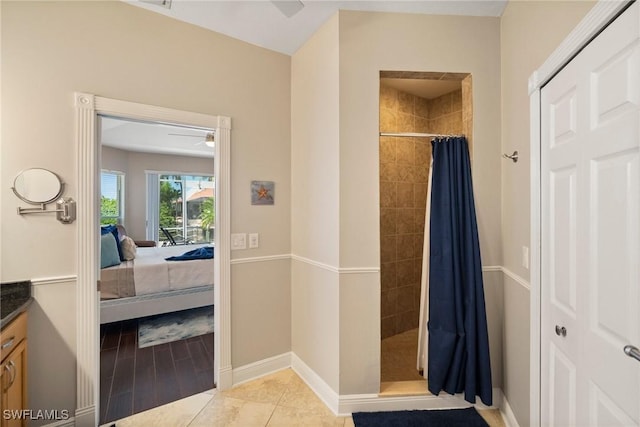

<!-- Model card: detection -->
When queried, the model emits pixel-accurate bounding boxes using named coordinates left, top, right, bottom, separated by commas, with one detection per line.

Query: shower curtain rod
left=379, top=132, right=463, bottom=138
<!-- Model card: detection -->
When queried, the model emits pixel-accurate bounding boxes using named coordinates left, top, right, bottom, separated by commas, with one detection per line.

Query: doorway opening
left=98, top=117, right=216, bottom=424
left=378, top=71, right=473, bottom=392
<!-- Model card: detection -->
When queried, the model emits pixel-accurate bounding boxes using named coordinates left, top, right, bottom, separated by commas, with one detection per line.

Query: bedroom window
left=101, top=171, right=124, bottom=225
left=146, top=172, right=214, bottom=245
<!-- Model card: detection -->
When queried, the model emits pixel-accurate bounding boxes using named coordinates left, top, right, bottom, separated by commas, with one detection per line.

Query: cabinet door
left=1, top=340, right=27, bottom=427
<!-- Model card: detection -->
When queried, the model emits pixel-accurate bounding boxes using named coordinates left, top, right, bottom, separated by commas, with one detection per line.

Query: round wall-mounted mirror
left=12, top=168, right=65, bottom=205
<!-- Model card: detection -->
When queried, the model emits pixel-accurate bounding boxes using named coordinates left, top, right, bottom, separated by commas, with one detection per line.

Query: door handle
left=555, top=325, right=567, bottom=337
left=624, top=345, right=640, bottom=362
left=2, top=361, right=15, bottom=392
left=1, top=336, right=15, bottom=350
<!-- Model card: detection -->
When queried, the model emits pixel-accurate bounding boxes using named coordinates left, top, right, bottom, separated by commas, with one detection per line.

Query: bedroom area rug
left=138, top=306, right=214, bottom=348
left=352, top=407, right=489, bottom=427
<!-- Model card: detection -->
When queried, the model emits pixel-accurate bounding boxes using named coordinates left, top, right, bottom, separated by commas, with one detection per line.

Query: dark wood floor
left=100, top=316, right=215, bottom=424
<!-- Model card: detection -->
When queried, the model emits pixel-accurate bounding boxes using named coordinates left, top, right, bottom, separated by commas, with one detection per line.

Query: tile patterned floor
left=102, top=368, right=505, bottom=427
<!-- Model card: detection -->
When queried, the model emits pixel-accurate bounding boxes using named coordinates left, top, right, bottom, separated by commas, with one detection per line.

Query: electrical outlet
left=249, top=233, right=259, bottom=249
left=231, top=233, right=246, bottom=250
left=522, top=246, right=529, bottom=269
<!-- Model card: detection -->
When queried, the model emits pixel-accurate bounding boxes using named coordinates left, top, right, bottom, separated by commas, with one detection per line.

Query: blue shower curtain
left=427, top=136, right=492, bottom=405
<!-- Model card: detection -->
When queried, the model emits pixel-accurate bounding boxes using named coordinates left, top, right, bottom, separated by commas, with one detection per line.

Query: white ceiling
left=101, top=116, right=215, bottom=158
left=128, top=0, right=507, bottom=56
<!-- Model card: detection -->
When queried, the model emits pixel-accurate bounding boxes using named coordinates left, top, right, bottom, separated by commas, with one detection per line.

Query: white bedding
left=133, top=244, right=214, bottom=296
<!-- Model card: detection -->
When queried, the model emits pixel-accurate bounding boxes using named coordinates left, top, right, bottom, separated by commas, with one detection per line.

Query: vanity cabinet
left=0, top=312, right=27, bottom=427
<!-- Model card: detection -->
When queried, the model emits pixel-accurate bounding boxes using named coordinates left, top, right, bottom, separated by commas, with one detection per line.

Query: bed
left=99, top=244, right=214, bottom=324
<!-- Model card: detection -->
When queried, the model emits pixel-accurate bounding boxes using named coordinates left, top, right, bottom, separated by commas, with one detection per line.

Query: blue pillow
left=100, top=233, right=121, bottom=268
left=101, top=225, right=124, bottom=261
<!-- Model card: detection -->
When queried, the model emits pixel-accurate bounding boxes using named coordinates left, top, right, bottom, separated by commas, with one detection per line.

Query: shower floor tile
left=381, top=328, right=425, bottom=382
left=380, top=380, right=428, bottom=396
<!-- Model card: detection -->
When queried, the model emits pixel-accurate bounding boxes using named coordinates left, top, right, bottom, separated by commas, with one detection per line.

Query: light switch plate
left=231, top=233, right=246, bottom=250
left=249, top=233, right=259, bottom=248
left=522, top=246, right=529, bottom=269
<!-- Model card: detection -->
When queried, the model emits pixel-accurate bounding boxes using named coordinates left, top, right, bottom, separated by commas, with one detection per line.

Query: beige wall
left=101, top=145, right=129, bottom=175
left=291, top=14, right=340, bottom=265
left=102, top=146, right=214, bottom=241
left=337, top=10, right=502, bottom=394
left=1, top=1, right=291, bottom=420
left=231, top=259, right=291, bottom=367
left=291, top=13, right=341, bottom=392
left=500, top=1, right=595, bottom=425
left=501, top=0, right=595, bottom=281
left=27, top=280, right=76, bottom=424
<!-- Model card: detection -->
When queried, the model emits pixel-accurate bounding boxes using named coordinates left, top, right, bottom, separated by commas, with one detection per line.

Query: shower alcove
left=379, top=71, right=473, bottom=391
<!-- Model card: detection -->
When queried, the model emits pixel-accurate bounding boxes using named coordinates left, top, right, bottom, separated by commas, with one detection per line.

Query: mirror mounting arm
left=14, top=196, right=76, bottom=224
left=16, top=202, right=48, bottom=215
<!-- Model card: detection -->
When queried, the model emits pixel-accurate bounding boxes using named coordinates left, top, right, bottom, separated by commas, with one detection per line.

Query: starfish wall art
left=251, top=180, right=275, bottom=205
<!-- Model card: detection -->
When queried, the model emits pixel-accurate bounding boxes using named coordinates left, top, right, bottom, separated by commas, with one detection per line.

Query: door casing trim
left=74, top=93, right=232, bottom=425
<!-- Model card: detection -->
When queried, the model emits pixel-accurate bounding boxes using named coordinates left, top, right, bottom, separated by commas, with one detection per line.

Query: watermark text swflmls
left=3, top=409, right=70, bottom=421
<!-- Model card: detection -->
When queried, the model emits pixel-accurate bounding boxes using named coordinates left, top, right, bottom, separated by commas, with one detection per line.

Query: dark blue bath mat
left=352, top=407, right=489, bottom=427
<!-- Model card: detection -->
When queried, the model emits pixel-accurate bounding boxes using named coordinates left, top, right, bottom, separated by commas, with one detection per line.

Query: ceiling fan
left=168, top=132, right=215, bottom=147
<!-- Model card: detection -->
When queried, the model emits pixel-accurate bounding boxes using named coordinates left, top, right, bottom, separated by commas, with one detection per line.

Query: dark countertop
left=1, top=281, right=32, bottom=330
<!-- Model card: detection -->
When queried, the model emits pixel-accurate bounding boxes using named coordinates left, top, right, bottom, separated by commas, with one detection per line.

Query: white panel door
left=541, top=3, right=640, bottom=426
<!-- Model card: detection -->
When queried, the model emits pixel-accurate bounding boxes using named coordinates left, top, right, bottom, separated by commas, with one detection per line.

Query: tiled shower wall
left=379, top=83, right=464, bottom=339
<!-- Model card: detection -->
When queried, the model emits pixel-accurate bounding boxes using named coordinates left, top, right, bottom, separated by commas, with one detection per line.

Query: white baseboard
left=229, top=351, right=339, bottom=413
left=227, top=352, right=509, bottom=420
left=501, top=394, right=521, bottom=427
left=72, top=406, right=95, bottom=427
left=232, top=352, right=292, bottom=386
left=290, top=353, right=340, bottom=414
